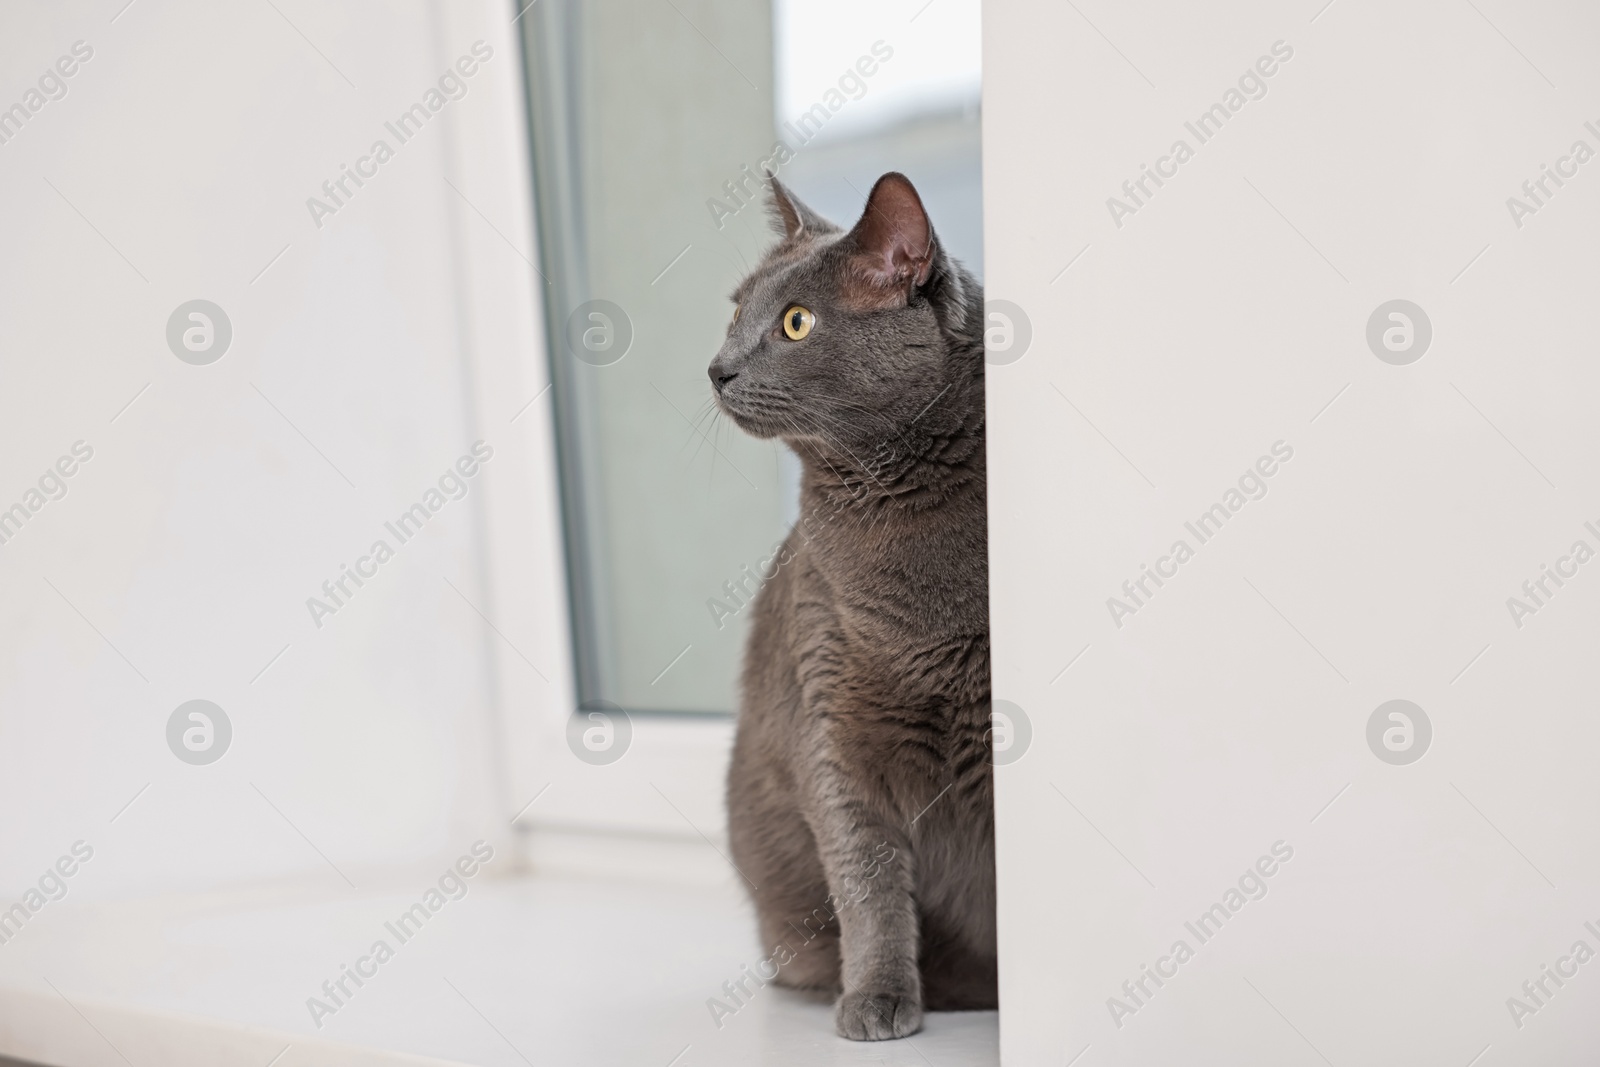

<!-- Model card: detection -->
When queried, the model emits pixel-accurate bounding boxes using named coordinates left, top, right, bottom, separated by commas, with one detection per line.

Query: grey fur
left=709, top=173, right=993, bottom=1041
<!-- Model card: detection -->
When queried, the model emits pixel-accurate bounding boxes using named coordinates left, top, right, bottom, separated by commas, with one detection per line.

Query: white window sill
left=0, top=862, right=997, bottom=1066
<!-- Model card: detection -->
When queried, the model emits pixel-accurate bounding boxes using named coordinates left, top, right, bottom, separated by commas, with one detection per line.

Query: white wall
left=0, top=0, right=569, bottom=899
left=986, top=1, right=1600, bottom=1063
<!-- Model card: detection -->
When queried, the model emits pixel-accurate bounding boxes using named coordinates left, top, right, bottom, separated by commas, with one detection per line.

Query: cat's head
left=708, top=172, right=978, bottom=455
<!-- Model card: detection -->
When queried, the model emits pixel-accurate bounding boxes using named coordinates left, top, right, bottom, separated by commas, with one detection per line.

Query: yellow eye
left=732, top=303, right=741, bottom=324
left=782, top=305, right=814, bottom=340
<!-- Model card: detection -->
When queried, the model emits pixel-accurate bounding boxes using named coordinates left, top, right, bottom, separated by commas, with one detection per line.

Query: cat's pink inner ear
left=847, top=173, right=933, bottom=304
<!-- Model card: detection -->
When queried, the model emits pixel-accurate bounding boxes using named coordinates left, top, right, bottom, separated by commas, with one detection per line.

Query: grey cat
left=708, top=173, right=994, bottom=1040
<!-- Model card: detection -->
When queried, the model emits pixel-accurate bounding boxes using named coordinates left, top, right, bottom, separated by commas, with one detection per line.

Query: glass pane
left=521, top=0, right=982, bottom=713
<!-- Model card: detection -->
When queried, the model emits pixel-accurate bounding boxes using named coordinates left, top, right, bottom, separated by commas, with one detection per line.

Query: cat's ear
left=844, top=172, right=934, bottom=307
left=767, top=177, right=835, bottom=242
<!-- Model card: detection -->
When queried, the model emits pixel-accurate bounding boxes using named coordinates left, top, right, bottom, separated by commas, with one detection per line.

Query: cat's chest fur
left=785, top=470, right=991, bottom=773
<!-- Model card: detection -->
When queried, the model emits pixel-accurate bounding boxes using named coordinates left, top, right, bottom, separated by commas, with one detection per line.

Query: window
left=520, top=0, right=981, bottom=715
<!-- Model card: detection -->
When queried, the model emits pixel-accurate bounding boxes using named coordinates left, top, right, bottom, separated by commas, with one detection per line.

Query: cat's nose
left=708, top=362, right=738, bottom=393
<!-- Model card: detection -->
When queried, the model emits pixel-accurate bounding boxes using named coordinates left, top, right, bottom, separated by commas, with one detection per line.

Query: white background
left=0, top=0, right=570, bottom=905
left=987, top=1, right=1600, bottom=1064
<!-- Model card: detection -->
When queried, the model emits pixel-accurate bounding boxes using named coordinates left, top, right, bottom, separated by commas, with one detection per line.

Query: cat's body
left=710, top=174, right=994, bottom=1040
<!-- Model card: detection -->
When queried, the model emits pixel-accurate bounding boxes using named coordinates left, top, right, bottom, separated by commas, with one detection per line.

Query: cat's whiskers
left=781, top=408, right=900, bottom=509
left=792, top=407, right=895, bottom=481
left=681, top=399, right=725, bottom=472
left=708, top=406, right=729, bottom=495
left=806, top=397, right=908, bottom=455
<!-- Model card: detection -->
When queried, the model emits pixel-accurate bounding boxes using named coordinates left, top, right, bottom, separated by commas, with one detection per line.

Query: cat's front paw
left=835, top=989, right=923, bottom=1041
